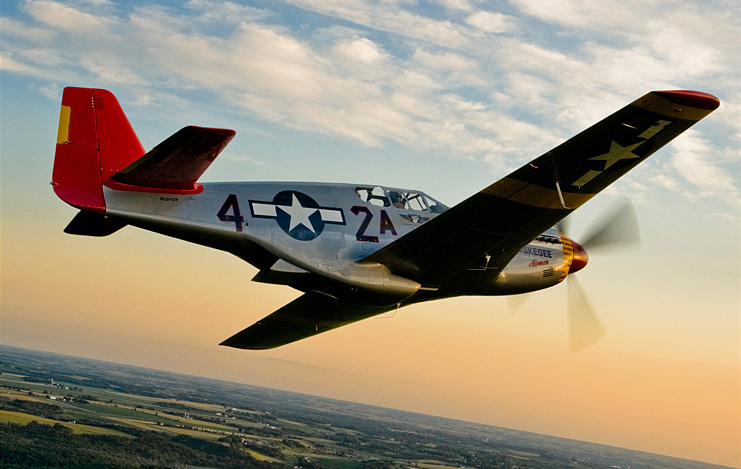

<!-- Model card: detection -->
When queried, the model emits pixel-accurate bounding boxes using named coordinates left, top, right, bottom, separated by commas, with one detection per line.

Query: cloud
left=407, top=49, right=489, bottom=92
left=185, top=0, right=271, bottom=24
left=0, top=51, right=37, bottom=74
left=435, top=0, right=474, bottom=13
left=0, top=16, right=55, bottom=41
left=670, top=131, right=740, bottom=205
left=23, top=0, right=111, bottom=34
left=1, top=0, right=738, bottom=210
left=510, top=0, right=738, bottom=81
left=510, top=0, right=646, bottom=32
left=333, top=37, right=385, bottom=64
left=465, top=11, right=516, bottom=33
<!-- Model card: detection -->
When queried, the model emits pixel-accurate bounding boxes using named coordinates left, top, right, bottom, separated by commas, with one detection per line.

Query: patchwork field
left=1, top=345, right=732, bottom=469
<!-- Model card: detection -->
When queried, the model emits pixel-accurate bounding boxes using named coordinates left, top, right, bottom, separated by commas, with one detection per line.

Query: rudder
left=52, top=87, right=144, bottom=213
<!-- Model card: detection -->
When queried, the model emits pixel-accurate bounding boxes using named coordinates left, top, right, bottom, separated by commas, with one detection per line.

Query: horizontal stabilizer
left=107, top=126, right=235, bottom=192
left=220, top=294, right=395, bottom=349
left=64, top=211, right=127, bottom=236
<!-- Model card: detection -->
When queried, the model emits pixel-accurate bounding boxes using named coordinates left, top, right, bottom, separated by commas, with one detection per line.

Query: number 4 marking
left=217, top=194, right=245, bottom=232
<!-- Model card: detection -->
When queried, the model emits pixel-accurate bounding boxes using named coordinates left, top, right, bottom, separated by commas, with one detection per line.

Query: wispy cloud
left=465, top=11, right=517, bottom=33
left=671, top=131, right=740, bottom=205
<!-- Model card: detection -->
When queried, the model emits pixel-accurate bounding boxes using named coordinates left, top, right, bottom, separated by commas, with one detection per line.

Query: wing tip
left=653, top=90, right=720, bottom=110
left=220, top=327, right=282, bottom=350
left=219, top=338, right=269, bottom=350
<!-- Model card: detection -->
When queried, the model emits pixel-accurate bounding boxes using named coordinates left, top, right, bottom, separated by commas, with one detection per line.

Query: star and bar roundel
left=249, top=190, right=345, bottom=241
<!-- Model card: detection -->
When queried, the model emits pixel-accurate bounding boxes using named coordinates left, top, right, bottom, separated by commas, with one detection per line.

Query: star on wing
left=589, top=140, right=643, bottom=170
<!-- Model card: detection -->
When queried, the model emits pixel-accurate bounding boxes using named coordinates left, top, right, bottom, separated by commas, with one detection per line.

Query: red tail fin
left=52, top=87, right=144, bottom=213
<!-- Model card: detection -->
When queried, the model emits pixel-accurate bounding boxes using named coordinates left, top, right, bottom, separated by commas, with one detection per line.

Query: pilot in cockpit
left=388, top=191, right=405, bottom=209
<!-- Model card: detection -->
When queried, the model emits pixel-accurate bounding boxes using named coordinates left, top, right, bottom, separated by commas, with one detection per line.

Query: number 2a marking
left=351, top=206, right=397, bottom=242
left=351, top=206, right=378, bottom=242
left=217, top=194, right=245, bottom=232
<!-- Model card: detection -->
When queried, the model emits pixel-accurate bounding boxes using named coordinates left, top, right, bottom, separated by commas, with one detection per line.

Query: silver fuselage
left=104, top=181, right=568, bottom=306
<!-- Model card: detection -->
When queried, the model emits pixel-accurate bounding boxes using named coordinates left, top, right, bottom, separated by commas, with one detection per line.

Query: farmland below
left=0, top=345, right=731, bottom=469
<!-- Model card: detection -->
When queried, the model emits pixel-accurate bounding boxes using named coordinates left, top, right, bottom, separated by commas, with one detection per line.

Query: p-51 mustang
left=52, top=87, right=719, bottom=349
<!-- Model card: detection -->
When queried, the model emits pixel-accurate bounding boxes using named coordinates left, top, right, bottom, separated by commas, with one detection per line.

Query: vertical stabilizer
left=52, top=87, right=144, bottom=213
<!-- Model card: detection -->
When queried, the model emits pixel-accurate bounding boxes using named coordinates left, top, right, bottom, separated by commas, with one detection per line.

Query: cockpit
left=355, top=186, right=448, bottom=213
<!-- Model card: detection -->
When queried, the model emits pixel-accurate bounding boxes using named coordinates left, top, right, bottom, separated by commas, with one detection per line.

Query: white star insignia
left=277, top=194, right=319, bottom=233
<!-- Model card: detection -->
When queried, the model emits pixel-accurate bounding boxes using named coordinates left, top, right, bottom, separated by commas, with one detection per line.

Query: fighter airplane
left=52, top=87, right=719, bottom=349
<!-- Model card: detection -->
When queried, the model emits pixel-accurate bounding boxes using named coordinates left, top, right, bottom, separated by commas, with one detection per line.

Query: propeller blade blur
left=568, top=276, right=606, bottom=352
left=556, top=215, right=570, bottom=236
left=580, top=199, right=640, bottom=253
left=506, top=294, right=528, bottom=316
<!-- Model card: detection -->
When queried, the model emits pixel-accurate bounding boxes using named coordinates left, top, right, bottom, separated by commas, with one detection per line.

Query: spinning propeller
left=560, top=200, right=641, bottom=351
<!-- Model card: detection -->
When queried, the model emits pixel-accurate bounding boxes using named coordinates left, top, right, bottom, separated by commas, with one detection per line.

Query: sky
left=1, top=0, right=739, bottom=466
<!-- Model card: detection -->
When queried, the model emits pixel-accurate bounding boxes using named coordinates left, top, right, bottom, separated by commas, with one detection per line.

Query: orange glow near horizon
left=2, top=212, right=738, bottom=466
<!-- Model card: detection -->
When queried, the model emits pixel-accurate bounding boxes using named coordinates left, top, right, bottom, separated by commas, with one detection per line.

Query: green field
left=0, top=409, right=131, bottom=437
left=314, top=457, right=362, bottom=469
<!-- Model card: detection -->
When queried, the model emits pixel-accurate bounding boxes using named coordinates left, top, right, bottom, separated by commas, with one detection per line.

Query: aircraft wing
left=220, top=294, right=395, bottom=349
left=107, top=126, right=235, bottom=191
left=364, top=90, right=720, bottom=289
